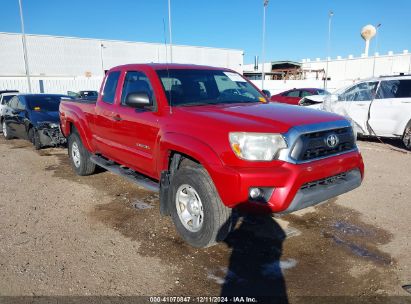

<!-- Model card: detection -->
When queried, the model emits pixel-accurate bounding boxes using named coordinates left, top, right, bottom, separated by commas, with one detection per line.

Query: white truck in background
left=301, top=76, right=411, bottom=150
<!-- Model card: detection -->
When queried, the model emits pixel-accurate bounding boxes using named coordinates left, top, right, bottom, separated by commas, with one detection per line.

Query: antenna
left=163, top=18, right=173, bottom=114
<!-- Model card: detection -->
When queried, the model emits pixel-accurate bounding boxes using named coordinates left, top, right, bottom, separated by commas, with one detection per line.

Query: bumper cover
left=37, top=126, right=67, bottom=147
left=280, top=169, right=361, bottom=213
left=209, top=151, right=364, bottom=213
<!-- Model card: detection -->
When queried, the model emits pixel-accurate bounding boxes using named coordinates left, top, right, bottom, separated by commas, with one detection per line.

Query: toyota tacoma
left=59, top=64, right=364, bottom=248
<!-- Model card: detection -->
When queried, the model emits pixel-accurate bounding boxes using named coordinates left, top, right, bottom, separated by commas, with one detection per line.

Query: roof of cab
left=110, top=63, right=234, bottom=72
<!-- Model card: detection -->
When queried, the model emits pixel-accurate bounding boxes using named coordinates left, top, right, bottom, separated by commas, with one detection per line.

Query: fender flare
left=62, top=112, right=94, bottom=152
left=157, top=132, right=223, bottom=175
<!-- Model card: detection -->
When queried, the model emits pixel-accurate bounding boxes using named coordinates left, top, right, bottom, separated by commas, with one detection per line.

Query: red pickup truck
left=60, top=64, right=364, bottom=248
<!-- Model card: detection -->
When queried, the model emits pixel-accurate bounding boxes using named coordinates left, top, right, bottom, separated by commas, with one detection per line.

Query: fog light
left=249, top=187, right=262, bottom=199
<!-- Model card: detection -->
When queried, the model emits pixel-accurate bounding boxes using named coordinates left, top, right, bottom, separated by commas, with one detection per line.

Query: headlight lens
left=49, top=123, right=59, bottom=128
left=229, top=132, right=287, bottom=161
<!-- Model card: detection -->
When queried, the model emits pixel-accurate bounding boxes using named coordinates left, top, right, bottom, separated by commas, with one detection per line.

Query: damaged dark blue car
left=1, top=94, right=72, bottom=149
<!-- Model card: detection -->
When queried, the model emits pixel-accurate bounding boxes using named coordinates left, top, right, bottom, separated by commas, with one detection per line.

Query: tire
left=2, top=120, right=12, bottom=140
left=67, top=131, right=96, bottom=176
left=403, top=120, right=411, bottom=151
left=170, top=165, right=232, bottom=248
left=28, top=128, right=42, bottom=150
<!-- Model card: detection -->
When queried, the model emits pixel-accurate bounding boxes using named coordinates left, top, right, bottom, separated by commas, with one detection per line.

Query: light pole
left=325, top=10, right=333, bottom=90
left=18, top=0, right=31, bottom=92
left=100, top=43, right=106, bottom=74
left=261, top=0, right=269, bottom=90
left=372, top=23, right=381, bottom=77
left=168, top=0, right=173, bottom=63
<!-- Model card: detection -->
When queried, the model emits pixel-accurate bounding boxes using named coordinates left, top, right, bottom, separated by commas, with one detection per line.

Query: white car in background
left=0, top=90, right=19, bottom=132
left=303, top=76, right=411, bottom=150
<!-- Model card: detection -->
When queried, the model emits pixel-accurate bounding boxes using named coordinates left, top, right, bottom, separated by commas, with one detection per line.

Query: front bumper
left=209, top=150, right=364, bottom=213
left=37, top=126, right=67, bottom=147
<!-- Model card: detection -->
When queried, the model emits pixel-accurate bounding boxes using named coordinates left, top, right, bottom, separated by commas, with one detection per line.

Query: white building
left=0, top=32, right=244, bottom=93
left=244, top=51, right=411, bottom=82
left=244, top=51, right=411, bottom=94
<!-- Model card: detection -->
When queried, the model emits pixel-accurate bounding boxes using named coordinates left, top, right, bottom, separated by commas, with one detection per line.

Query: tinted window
left=156, top=69, right=265, bottom=106
left=102, top=71, right=120, bottom=104
left=9, top=97, right=19, bottom=108
left=285, top=90, right=300, bottom=97
left=340, top=82, right=378, bottom=101
left=26, top=95, right=63, bottom=111
left=80, top=91, right=98, bottom=97
left=316, top=89, right=329, bottom=95
left=376, top=80, right=411, bottom=99
left=16, top=98, right=26, bottom=110
left=300, top=90, right=313, bottom=98
left=1, top=95, right=16, bottom=105
left=121, top=71, right=154, bottom=105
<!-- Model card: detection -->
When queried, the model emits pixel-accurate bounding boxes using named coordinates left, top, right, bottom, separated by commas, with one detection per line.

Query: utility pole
left=325, top=10, right=333, bottom=90
left=18, top=0, right=31, bottom=92
left=100, top=43, right=106, bottom=74
left=372, top=23, right=381, bottom=77
left=261, top=0, right=269, bottom=90
left=168, top=0, right=173, bottom=63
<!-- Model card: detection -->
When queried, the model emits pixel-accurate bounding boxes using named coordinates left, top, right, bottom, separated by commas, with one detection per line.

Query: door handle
left=112, top=115, right=122, bottom=121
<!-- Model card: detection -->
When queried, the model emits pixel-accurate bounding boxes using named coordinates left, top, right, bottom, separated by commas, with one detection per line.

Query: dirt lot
left=0, top=136, right=410, bottom=301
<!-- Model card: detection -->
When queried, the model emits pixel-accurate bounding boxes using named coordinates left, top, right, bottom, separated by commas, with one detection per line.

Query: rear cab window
left=102, top=71, right=121, bottom=104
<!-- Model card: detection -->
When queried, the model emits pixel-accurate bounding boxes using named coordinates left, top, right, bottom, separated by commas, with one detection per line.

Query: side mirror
left=125, top=92, right=151, bottom=108
left=262, top=90, right=271, bottom=98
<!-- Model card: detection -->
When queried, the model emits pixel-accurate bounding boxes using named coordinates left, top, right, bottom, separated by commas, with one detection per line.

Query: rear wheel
left=68, top=131, right=96, bottom=175
left=403, top=120, right=411, bottom=151
left=2, top=121, right=12, bottom=140
left=170, top=164, right=232, bottom=248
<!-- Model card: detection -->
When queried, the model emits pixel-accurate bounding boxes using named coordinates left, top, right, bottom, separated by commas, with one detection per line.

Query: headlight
left=348, top=119, right=358, bottom=146
left=229, top=132, right=287, bottom=161
left=48, top=123, right=59, bottom=128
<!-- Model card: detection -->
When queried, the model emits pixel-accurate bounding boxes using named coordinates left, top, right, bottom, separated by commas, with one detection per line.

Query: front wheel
left=68, top=131, right=96, bottom=176
left=170, top=165, right=232, bottom=248
left=403, top=120, right=411, bottom=151
left=28, top=128, right=42, bottom=150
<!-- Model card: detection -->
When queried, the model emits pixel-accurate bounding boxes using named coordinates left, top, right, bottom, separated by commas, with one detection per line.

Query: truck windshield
left=156, top=69, right=266, bottom=106
left=26, top=95, right=66, bottom=112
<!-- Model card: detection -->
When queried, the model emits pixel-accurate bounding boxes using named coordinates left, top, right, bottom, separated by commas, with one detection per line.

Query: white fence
left=252, top=79, right=354, bottom=95
left=0, top=77, right=103, bottom=94
left=1, top=77, right=355, bottom=96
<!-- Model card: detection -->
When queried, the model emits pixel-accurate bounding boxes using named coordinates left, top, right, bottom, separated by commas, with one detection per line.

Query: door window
left=340, top=82, right=378, bottom=101
left=300, top=90, right=313, bottom=98
left=376, top=79, right=411, bottom=99
left=285, top=90, right=300, bottom=97
left=121, top=71, right=155, bottom=105
left=16, top=98, right=27, bottom=110
left=102, top=71, right=121, bottom=104
left=9, top=97, right=18, bottom=109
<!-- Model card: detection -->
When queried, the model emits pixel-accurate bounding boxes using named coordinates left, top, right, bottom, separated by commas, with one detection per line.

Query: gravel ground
left=0, top=136, right=410, bottom=300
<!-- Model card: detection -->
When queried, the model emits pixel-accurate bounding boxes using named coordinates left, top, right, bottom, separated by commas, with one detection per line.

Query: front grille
left=291, top=127, right=355, bottom=161
left=300, top=171, right=349, bottom=190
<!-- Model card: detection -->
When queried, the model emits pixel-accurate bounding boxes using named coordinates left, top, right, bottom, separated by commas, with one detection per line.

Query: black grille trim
left=291, top=127, right=355, bottom=161
left=300, top=171, right=350, bottom=190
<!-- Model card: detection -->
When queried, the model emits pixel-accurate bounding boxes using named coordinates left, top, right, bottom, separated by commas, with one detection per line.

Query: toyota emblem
left=325, top=134, right=339, bottom=148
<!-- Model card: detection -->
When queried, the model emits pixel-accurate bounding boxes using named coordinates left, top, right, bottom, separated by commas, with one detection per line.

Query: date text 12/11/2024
left=149, top=296, right=258, bottom=303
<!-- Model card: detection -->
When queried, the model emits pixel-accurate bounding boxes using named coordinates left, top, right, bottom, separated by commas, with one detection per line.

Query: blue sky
left=1, top=0, right=410, bottom=64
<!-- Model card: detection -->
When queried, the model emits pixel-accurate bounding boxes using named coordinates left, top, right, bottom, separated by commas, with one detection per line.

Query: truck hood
left=174, top=102, right=345, bottom=133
